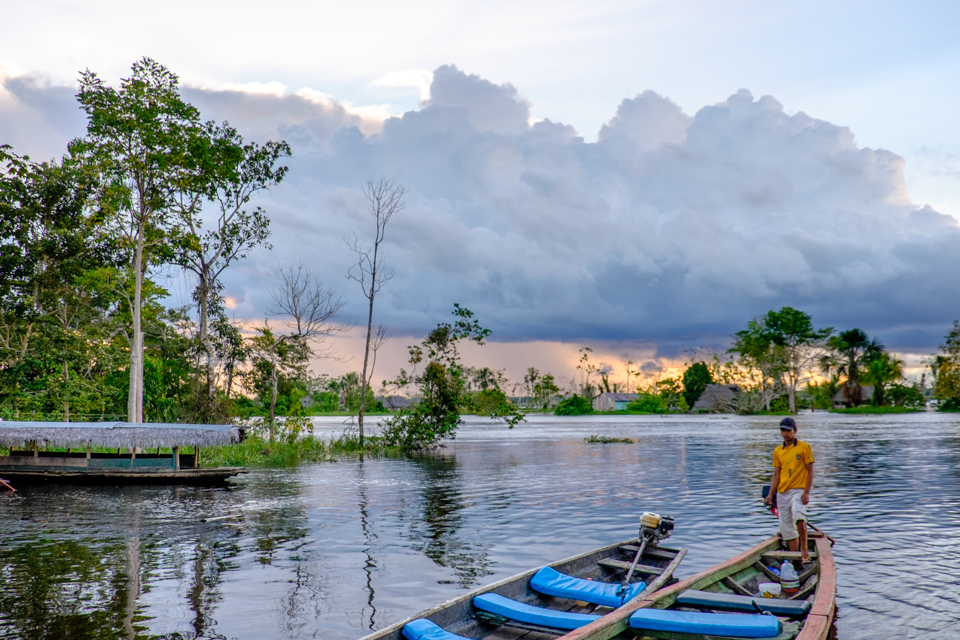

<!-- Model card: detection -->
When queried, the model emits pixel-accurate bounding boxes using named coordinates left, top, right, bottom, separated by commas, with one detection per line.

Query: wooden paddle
left=0, top=477, right=15, bottom=492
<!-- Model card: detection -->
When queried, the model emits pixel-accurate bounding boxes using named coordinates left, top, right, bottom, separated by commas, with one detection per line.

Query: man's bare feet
left=800, top=554, right=812, bottom=564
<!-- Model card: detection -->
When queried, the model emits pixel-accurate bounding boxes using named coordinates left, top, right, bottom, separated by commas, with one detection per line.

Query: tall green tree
left=821, top=328, right=884, bottom=407
left=71, top=58, right=205, bottom=423
left=934, top=321, right=960, bottom=410
left=532, top=373, right=560, bottom=409
left=762, top=307, right=832, bottom=413
left=171, top=122, right=290, bottom=416
left=864, top=351, right=904, bottom=406
left=681, top=362, right=713, bottom=408
left=730, top=318, right=786, bottom=412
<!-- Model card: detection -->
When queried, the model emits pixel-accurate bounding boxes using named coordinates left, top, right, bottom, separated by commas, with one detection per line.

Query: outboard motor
left=639, top=511, right=674, bottom=546
left=618, top=511, right=676, bottom=597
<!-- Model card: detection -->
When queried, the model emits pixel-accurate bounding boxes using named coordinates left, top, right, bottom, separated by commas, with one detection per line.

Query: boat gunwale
left=795, top=535, right=836, bottom=640
left=557, top=532, right=836, bottom=640
left=555, top=536, right=782, bottom=640
left=356, top=538, right=685, bottom=640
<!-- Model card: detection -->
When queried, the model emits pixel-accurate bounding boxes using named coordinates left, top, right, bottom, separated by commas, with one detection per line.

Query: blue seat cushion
left=530, top=566, right=646, bottom=607
left=402, top=619, right=472, bottom=640
left=676, top=590, right=811, bottom=617
left=629, top=609, right=782, bottom=638
left=472, top=593, right=601, bottom=630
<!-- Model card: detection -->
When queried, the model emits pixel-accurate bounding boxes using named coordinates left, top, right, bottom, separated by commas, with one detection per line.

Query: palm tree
left=865, top=352, right=905, bottom=406
left=821, top=329, right=884, bottom=407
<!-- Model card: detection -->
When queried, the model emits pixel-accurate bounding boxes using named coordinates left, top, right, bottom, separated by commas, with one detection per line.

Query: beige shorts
left=777, top=489, right=807, bottom=540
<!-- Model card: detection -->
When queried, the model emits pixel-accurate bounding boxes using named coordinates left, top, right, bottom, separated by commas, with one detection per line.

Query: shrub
left=466, top=388, right=519, bottom=417
left=625, top=393, right=666, bottom=413
left=555, top=395, right=594, bottom=415
left=886, top=383, right=925, bottom=408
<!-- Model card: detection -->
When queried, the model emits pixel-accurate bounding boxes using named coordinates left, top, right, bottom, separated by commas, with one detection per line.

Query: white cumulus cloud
left=2, top=64, right=958, bottom=355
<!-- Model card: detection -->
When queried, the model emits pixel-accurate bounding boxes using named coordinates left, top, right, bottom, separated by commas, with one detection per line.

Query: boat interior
left=372, top=538, right=686, bottom=640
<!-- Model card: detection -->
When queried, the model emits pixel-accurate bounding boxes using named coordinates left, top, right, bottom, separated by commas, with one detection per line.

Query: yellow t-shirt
left=772, top=439, right=814, bottom=493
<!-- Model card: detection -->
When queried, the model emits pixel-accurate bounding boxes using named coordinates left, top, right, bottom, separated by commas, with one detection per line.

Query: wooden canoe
left=358, top=537, right=688, bottom=640
left=557, top=532, right=836, bottom=640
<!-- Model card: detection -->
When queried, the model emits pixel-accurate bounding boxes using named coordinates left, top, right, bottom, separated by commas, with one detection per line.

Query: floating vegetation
left=584, top=434, right=635, bottom=444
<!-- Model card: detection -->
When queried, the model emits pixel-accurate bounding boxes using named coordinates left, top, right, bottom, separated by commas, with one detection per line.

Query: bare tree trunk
left=358, top=302, right=374, bottom=445
left=198, top=276, right=216, bottom=399
left=129, top=225, right=145, bottom=424
left=268, top=351, right=279, bottom=440
left=63, top=360, right=70, bottom=421
left=787, top=373, right=797, bottom=414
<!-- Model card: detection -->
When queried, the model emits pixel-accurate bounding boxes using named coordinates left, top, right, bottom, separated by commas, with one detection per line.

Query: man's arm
left=801, top=463, right=814, bottom=505
left=765, top=468, right=780, bottom=505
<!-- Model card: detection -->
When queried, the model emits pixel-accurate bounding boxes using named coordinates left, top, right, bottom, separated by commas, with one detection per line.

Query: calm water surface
left=2, top=412, right=960, bottom=640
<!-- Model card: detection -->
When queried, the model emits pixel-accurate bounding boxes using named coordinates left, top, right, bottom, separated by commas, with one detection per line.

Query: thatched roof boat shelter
left=0, top=421, right=245, bottom=485
left=0, top=421, right=241, bottom=449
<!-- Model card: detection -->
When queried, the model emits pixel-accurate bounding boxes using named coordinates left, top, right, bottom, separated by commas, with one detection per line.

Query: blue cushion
left=629, top=609, right=781, bottom=638
left=676, top=590, right=811, bottom=617
left=402, top=619, right=472, bottom=640
left=530, top=566, right=646, bottom=607
left=472, top=593, right=601, bottom=630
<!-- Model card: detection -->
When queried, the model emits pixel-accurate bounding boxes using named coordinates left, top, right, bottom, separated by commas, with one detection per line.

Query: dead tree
left=346, top=177, right=405, bottom=445
left=251, top=264, right=346, bottom=438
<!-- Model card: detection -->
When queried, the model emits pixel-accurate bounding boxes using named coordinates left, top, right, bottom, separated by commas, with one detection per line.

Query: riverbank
left=203, top=432, right=398, bottom=466
left=829, top=406, right=925, bottom=414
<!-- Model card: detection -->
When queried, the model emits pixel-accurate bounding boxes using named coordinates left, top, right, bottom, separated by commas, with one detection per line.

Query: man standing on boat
left=764, top=417, right=815, bottom=563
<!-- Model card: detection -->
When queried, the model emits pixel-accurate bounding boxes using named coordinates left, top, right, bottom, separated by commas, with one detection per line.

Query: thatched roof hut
left=0, top=421, right=241, bottom=450
left=692, top=384, right=741, bottom=413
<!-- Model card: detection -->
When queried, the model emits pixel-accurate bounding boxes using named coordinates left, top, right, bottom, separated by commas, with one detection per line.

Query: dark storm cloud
left=3, top=67, right=958, bottom=352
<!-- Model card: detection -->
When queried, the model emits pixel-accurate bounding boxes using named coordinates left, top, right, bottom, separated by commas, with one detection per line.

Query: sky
left=2, top=0, right=959, bottom=386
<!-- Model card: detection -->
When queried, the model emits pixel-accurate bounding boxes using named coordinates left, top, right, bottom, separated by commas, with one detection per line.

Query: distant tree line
left=552, top=306, right=956, bottom=416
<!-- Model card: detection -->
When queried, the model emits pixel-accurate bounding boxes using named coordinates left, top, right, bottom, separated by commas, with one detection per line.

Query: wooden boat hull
left=359, top=538, right=687, bottom=640
left=558, top=533, right=835, bottom=640
left=0, top=451, right=246, bottom=485
left=0, top=465, right=246, bottom=485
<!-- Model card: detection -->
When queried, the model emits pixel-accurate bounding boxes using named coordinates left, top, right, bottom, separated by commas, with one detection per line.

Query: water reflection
left=405, top=453, right=493, bottom=587
left=3, top=413, right=960, bottom=639
left=0, top=537, right=128, bottom=639
left=357, top=460, right=378, bottom=632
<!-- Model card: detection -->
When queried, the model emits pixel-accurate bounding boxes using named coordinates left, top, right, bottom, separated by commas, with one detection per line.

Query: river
left=2, top=412, right=959, bottom=639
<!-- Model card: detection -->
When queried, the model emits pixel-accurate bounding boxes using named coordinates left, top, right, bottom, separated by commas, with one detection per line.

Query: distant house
left=378, top=395, right=411, bottom=411
left=692, top=384, right=741, bottom=413
left=593, top=392, right=639, bottom=411
left=509, top=396, right=534, bottom=409
left=832, top=385, right=874, bottom=409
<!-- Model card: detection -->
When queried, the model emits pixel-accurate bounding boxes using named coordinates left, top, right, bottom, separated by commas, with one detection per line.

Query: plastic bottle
left=779, top=560, right=799, bottom=595
left=768, top=565, right=781, bottom=578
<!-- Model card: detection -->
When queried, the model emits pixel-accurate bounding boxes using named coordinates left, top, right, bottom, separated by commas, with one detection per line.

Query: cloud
left=373, top=69, right=434, bottom=102
left=3, top=65, right=959, bottom=355
left=423, top=64, right=532, bottom=135
left=0, top=67, right=86, bottom=161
